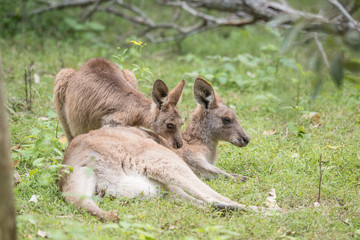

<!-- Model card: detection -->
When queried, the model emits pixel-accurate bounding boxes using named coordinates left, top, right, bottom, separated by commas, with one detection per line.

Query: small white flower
left=29, top=195, right=38, bottom=203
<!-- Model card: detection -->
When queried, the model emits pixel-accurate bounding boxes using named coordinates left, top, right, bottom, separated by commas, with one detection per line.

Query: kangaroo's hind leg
left=166, top=185, right=206, bottom=206
left=61, top=166, right=119, bottom=222
left=147, top=158, right=247, bottom=210
left=173, top=173, right=247, bottom=210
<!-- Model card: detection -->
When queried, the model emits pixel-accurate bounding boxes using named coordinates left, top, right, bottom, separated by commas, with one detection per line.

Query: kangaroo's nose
left=174, top=141, right=183, bottom=149
left=243, top=137, right=250, bottom=145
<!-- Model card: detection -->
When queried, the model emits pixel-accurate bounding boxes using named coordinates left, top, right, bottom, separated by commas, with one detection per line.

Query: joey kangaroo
left=54, top=58, right=185, bottom=149
left=59, top=126, right=255, bottom=222
left=175, top=77, right=250, bottom=181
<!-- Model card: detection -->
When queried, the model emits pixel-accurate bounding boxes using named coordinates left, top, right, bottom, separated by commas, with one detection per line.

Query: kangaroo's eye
left=167, top=123, right=175, bottom=129
left=222, top=117, right=231, bottom=124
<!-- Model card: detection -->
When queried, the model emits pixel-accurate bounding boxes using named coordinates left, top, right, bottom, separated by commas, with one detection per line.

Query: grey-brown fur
left=175, top=77, right=250, bottom=181
left=59, top=126, right=252, bottom=222
left=121, top=76, right=250, bottom=180
left=54, top=58, right=185, bottom=149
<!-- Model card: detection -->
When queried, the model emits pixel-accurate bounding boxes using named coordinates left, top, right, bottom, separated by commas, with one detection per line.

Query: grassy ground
left=1, top=26, right=360, bottom=239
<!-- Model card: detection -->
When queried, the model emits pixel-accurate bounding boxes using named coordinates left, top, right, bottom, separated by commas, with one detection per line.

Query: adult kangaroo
left=54, top=58, right=185, bottom=148
left=59, top=126, right=255, bottom=222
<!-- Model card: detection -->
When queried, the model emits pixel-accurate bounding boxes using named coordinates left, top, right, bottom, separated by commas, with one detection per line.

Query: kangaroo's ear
left=167, top=79, right=185, bottom=106
left=152, top=79, right=169, bottom=110
left=193, top=77, right=218, bottom=109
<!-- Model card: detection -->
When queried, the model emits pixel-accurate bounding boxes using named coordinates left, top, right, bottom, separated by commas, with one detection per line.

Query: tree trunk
left=0, top=54, right=17, bottom=240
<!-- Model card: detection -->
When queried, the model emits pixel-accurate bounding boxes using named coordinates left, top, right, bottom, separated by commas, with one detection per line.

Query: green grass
left=1, top=26, right=360, bottom=239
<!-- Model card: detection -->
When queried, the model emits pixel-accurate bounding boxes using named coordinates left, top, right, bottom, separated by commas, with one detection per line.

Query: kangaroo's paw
left=99, top=212, right=120, bottom=222
left=212, top=202, right=247, bottom=212
left=230, top=173, right=249, bottom=183
left=97, top=189, right=106, bottom=198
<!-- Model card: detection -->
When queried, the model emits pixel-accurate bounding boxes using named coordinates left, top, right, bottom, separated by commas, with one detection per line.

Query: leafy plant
left=113, top=40, right=154, bottom=89
left=280, top=21, right=360, bottom=92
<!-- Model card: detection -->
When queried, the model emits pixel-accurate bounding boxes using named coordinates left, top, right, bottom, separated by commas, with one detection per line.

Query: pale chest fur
left=96, top=171, right=163, bottom=198
left=188, top=144, right=218, bottom=165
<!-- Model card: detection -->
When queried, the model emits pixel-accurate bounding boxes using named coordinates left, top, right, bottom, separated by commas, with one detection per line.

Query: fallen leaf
left=12, top=159, right=20, bottom=168
left=24, top=234, right=33, bottom=238
left=38, top=117, right=49, bottom=121
left=37, top=230, right=46, bottom=238
left=218, top=142, right=227, bottom=146
left=34, top=73, right=40, bottom=84
left=10, top=145, right=21, bottom=150
left=263, top=129, right=276, bottom=136
left=264, top=188, right=281, bottom=210
left=13, top=171, right=21, bottom=186
left=29, top=195, right=38, bottom=203
left=310, top=123, right=322, bottom=128
left=59, top=135, right=67, bottom=144
left=302, top=112, right=321, bottom=124
left=310, top=112, right=321, bottom=124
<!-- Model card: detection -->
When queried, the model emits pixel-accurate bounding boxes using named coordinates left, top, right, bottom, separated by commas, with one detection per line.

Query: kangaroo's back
left=54, top=58, right=185, bottom=148
left=65, top=58, right=143, bottom=136
left=54, top=68, right=76, bottom=142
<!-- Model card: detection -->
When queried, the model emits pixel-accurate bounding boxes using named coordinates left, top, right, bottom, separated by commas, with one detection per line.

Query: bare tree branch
left=80, top=0, right=102, bottom=21
left=329, top=0, right=360, bottom=31
left=28, top=0, right=107, bottom=16
left=115, top=0, right=155, bottom=26
left=314, top=33, right=330, bottom=69
left=8, top=0, right=360, bottom=42
left=158, top=0, right=219, bottom=23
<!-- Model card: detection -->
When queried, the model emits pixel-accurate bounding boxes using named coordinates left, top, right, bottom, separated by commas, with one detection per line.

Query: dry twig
left=317, top=154, right=323, bottom=203
left=314, top=33, right=330, bottom=69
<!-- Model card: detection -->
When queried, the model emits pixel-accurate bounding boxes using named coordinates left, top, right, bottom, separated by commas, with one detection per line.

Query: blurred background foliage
left=1, top=0, right=359, bottom=94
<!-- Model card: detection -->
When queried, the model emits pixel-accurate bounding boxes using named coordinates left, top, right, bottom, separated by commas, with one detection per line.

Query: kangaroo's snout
left=242, top=136, right=250, bottom=146
left=174, top=140, right=183, bottom=149
left=232, top=132, right=250, bottom=147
